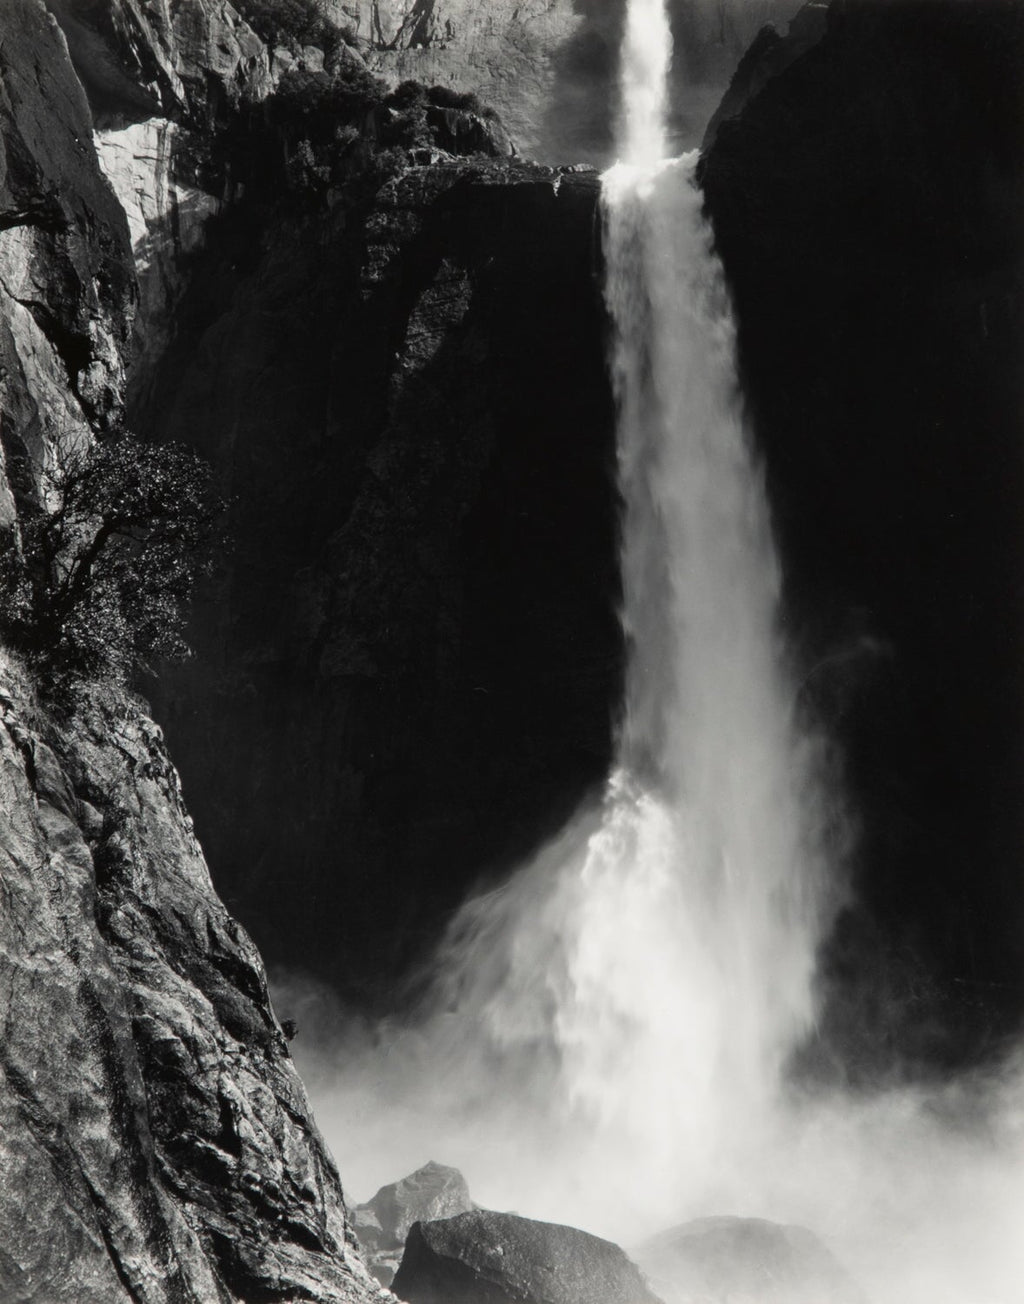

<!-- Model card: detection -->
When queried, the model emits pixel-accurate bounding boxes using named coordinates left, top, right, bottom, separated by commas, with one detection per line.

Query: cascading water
left=416, top=0, right=835, bottom=1228
left=294, top=4, right=1024, bottom=1294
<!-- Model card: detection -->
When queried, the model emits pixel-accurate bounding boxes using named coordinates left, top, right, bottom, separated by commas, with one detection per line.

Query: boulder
left=391, top=1209, right=662, bottom=1304
left=354, top=1161, right=476, bottom=1285
left=356, top=1161, right=475, bottom=1249
left=634, top=1216, right=863, bottom=1304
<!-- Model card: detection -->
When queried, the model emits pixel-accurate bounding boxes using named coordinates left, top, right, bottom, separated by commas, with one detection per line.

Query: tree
left=0, top=433, right=225, bottom=686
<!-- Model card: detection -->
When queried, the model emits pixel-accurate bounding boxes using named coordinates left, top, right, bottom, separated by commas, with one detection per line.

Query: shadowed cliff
left=701, top=0, right=1024, bottom=1071
left=137, top=156, right=620, bottom=1004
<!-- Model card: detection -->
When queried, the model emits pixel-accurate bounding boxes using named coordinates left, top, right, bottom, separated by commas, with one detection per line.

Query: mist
left=273, top=963, right=1024, bottom=1302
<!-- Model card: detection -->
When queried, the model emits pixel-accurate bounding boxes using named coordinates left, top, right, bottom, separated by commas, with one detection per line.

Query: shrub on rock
left=0, top=433, right=223, bottom=686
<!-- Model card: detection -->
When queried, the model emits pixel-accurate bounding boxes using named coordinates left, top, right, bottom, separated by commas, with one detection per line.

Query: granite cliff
left=139, top=152, right=616, bottom=1000
left=0, top=2, right=380, bottom=1297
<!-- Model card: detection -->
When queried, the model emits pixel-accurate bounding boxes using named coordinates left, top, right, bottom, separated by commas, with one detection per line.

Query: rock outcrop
left=0, top=0, right=134, bottom=498
left=47, top=0, right=275, bottom=392
left=45, top=0, right=274, bottom=125
left=0, top=658, right=381, bottom=1303
left=700, top=0, right=1024, bottom=1061
left=391, top=1210, right=662, bottom=1304
left=634, top=1217, right=863, bottom=1304
left=353, top=1161, right=475, bottom=1285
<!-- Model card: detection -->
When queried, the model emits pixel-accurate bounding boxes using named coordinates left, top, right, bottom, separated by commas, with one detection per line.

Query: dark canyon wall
left=139, top=158, right=619, bottom=1004
left=702, top=0, right=1024, bottom=1069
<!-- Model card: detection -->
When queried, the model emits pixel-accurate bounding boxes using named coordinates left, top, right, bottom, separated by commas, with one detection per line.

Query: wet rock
left=391, top=1209, right=662, bottom=1304
left=635, top=1216, right=863, bottom=1304
left=358, top=1160, right=475, bottom=1246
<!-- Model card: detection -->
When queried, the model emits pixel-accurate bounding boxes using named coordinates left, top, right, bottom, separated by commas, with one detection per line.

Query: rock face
left=48, top=0, right=275, bottom=396
left=634, top=1217, right=863, bottom=1304
left=700, top=0, right=1024, bottom=1060
left=139, top=157, right=620, bottom=1003
left=0, top=0, right=134, bottom=500
left=0, top=5, right=380, bottom=1299
left=0, top=656, right=380, bottom=1303
left=45, top=0, right=273, bottom=125
left=353, top=1161, right=476, bottom=1285
left=391, top=1210, right=662, bottom=1304
left=340, top=0, right=807, bottom=162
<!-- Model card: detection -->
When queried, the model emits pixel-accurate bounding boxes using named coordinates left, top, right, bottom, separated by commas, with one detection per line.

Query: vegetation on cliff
left=0, top=434, right=224, bottom=688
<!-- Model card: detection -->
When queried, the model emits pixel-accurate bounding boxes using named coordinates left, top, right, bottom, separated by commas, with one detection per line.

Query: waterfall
left=299, top=7, right=1024, bottom=1294
left=413, top=0, right=834, bottom=1229
left=300, top=0, right=840, bottom=1249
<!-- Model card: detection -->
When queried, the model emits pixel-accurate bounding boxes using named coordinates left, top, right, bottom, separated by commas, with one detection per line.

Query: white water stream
left=410, top=0, right=834, bottom=1215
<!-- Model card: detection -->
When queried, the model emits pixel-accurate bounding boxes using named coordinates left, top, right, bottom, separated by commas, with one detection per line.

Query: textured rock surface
left=339, top=0, right=806, bottom=162
left=391, top=1210, right=662, bottom=1304
left=635, top=1217, right=863, bottom=1304
left=0, top=6, right=382, bottom=1299
left=45, top=0, right=273, bottom=125
left=700, top=0, right=1024, bottom=1060
left=94, top=117, right=220, bottom=379
left=47, top=0, right=275, bottom=395
left=0, top=0, right=134, bottom=509
left=139, top=158, right=619, bottom=1003
left=0, top=656, right=381, bottom=1302
left=354, top=1162, right=476, bottom=1285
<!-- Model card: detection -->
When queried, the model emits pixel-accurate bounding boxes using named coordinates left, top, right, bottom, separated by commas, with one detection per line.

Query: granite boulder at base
left=635, top=1217, right=863, bottom=1304
left=353, top=1161, right=476, bottom=1286
left=391, top=1210, right=663, bottom=1304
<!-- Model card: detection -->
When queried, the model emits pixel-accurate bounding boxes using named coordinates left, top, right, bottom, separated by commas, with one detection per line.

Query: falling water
left=293, top=2, right=1024, bottom=1291
left=412, top=0, right=834, bottom=1225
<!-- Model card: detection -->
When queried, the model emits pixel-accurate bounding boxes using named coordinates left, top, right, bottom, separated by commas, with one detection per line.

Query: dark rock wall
left=700, top=0, right=1024, bottom=1063
left=138, top=160, right=619, bottom=1002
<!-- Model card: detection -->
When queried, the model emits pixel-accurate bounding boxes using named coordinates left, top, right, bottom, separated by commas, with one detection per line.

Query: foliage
left=251, top=68, right=503, bottom=202
left=0, top=434, right=225, bottom=687
left=233, top=0, right=357, bottom=69
left=426, top=84, right=492, bottom=118
left=390, top=79, right=429, bottom=110
left=271, top=65, right=387, bottom=132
